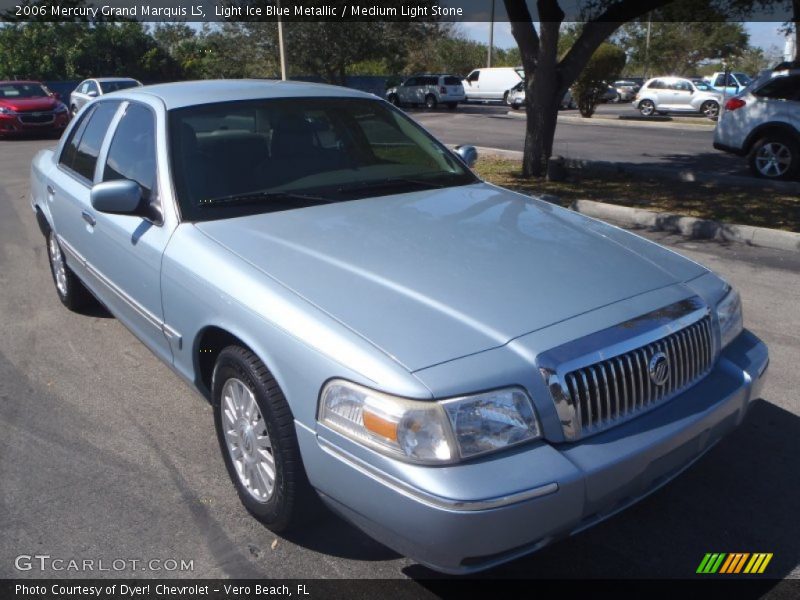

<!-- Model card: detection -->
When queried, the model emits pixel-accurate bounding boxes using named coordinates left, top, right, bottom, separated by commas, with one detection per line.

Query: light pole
left=643, top=14, right=652, bottom=78
left=277, top=0, right=287, bottom=80
left=487, top=0, right=494, bottom=68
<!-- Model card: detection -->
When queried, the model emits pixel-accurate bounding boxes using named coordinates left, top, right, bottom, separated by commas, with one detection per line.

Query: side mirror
left=90, top=180, right=142, bottom=215
left=454, top=145, right=478, bottom=168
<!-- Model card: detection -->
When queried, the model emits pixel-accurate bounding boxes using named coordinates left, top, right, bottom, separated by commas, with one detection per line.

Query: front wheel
left=213, top=346, right=319, bottom=532
left=47, top=230, right=92, bottom=311
left=701, top=100, right=720, bottom=120
left=424, top=94, right=437, bottom=110
left=638, top=99, right=655, bottom=116
left=502, top=91, right=510, bottom=105
left=749, top=135, right=799, bottom=180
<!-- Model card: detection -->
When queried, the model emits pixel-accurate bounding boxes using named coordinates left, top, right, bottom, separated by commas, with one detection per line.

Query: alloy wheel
left=48, top=234, right=68, bottom=297
left=221, top=377, right=275, bottom=502
left=755, top=142, right=792, bottom=178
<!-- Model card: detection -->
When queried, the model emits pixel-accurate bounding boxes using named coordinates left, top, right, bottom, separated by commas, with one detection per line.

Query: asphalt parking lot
left=414, top=102, right=751, bottom=178
left=1, top=137, right=798, bottom=584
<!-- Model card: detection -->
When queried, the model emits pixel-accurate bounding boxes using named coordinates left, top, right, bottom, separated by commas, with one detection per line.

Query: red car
left=0, top=80, right=70, bottom=138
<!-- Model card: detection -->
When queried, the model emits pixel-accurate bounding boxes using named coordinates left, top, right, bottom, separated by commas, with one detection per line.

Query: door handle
left=46, top=185, right=55, bottom=195
left=81, top=210, right=96, bottom=227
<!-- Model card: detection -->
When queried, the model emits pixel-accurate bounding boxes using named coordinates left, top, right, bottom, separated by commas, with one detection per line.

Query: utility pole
left=487, top=0, right=494, bottom=68
left=277, top=0, right=287, bottom=80
left=643, top=14, right=652, bottom=78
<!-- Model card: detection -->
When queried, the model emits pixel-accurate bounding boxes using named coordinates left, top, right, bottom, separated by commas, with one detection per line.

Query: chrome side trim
left=317, top=437, right=558, bottom=512
left=56, top=234, right=182, bottom=348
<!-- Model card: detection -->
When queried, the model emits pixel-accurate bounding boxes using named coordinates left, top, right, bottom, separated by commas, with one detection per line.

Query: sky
left=459, top=21, right=791, bottom=55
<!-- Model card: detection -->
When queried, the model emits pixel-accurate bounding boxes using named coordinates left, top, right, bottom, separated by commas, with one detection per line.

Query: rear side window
left=754, top=76, right=800, bottom=101
left=103, top=103, right=157, bottom=201
left=424, top=77, right=437, bottom=86
left=443, top=76, right=460, bottom=86
left=70, top=101, right=120, bottom=181
left=647, top=80, right=664, bottom=90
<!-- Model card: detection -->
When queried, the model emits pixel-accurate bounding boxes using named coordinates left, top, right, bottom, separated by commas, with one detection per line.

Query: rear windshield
left=443, top=77, right=461, bottom=86
left=99, top=80, right=140, bottom=93
left=168, top=97, right=477, bottom=221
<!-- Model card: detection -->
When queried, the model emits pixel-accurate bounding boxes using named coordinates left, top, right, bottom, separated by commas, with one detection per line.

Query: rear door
left=751, top=74, right=800, bottom=128
left=48, top=100, right=122, bottom=284
left=82, top=100, right=176, bottom=363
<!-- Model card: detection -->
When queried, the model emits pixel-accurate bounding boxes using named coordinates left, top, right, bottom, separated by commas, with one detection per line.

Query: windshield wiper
left=198, top=190, right=333, bottom=209
left=336, top=177, right=446, bottom=195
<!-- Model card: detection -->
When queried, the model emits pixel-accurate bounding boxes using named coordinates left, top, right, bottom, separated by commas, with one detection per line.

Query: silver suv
left=714, top=69, right=800, bottom=180
left=386, top=75, right=465, bottom=110
left=634, top=77, right=723, bottom=119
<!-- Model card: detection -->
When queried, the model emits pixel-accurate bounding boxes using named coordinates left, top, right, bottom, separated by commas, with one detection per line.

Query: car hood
left=195, top=183, right=705, bottom=371
left=0, top=96, right=58, bottom=112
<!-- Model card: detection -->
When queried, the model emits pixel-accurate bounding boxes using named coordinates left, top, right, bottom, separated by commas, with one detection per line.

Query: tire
left=47, top=229, right=92, bottom=311
left=748, top=134, right=799, bottom=180
left=424, top=94, right=437, bottom=110
left=701, top=100, right=720, bottom=120
left=446, top=102, right=457, bottom=110
left=502, top=91, right=510, bottom=105
left=638, top=99, right=655, bottom=117
left=213, top=345, right=319, bottom=532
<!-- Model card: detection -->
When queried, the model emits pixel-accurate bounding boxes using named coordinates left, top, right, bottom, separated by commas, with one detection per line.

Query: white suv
left=714, top=69, right=800, bottom=180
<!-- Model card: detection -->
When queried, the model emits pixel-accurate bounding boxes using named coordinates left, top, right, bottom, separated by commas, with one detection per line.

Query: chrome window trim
left=315, top=433, right=558, bottom=512
left=538, top=297, right=717, bottom=441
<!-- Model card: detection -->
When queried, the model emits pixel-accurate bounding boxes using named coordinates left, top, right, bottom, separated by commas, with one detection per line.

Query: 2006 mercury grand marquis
left=30, top=80, right=769, bottom=573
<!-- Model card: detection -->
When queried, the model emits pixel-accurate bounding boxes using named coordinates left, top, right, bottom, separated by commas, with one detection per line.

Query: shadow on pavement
left=403, top=399, right=798, bottom=582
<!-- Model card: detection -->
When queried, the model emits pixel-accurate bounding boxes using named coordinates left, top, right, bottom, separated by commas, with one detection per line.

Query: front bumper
left=297, top=330, right=768, bottom=574
left=0, top=112, right=69, bottom=135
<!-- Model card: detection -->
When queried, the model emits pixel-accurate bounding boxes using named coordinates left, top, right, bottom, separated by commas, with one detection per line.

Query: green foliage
left=572, top=43, right=626, bottom=117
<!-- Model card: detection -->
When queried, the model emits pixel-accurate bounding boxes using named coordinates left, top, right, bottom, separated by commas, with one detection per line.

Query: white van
left=462, top=67, right=525, bottom=102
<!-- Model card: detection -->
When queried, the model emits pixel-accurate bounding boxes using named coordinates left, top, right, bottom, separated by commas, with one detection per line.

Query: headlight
left=0, top=106, right=16, bottom=115
left=318, top=380, right=540, bottom=464
left=717, top=286, right=743, bottom=349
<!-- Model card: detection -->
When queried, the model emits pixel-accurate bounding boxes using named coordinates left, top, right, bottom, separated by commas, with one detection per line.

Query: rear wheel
left=47, top=230, right=92, bottom=311
left=639, top=99, right=655, bottom=116
left=749, top=134, right=799, bottom=180
left=424, top=94, right=437, bottom=110
left=213, top=346, right=319, bottom=532
left=701, top=100, right=720, bottom=120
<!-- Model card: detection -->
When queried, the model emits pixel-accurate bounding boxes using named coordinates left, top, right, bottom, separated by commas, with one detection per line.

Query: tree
left=617, top=21, right=748, bottom=76
left=571, top=42, right=626, bottom=117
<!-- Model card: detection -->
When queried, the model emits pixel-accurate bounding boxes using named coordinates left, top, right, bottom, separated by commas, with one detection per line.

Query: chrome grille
left=562, top=316, right=714, bottom=436
left=19, top=112, right=54, bottom=124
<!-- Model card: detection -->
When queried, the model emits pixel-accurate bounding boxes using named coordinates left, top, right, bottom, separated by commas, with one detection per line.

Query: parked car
left=507, top=83, right=577, bottom=110
left=69, top=77, right=141, bottom=116
left=634, top=77, right=723, bottom=119
left=704, top=71, right=752, bottom=96
left=386, top=74, right=464, bottom=109
left=462, top=66, right=524, bottom=103
left=0, top=80, right=70, bottom=138
left=31, top=80, right=768, bottom=574
left=714, top=68, right=800, bottom=180
left=612, top=79, right=643, bottom=102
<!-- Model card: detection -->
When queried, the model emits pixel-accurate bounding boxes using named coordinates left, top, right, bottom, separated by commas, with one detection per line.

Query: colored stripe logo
left=697, top=553, right=773, bottom=574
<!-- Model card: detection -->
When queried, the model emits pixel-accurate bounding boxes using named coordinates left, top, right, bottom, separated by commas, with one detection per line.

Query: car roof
left=91, top=77, right=140, bottom=82
left=121, top=79, right=374, bottom=109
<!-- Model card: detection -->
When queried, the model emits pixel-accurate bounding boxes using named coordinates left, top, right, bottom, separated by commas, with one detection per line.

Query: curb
left=472, top=146, right=800, bottom=194
left=571, top=199, right=800, bottom=253
left=506, top=110, right=716, bottom=131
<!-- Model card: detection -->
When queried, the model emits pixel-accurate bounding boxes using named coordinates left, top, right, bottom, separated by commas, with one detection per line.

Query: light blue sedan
left=30, top=80, right=768, bottom=573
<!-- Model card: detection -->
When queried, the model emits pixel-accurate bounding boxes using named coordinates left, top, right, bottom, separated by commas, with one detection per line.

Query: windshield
left=693, top=81, right=714, bottom=91
left=99, top=80, right=140, bottom=93
left=734, top=73, right=752, bottom=85
left=169, top=97, right=478, bottom=221
left=0, top=83, right=50, bottom=99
